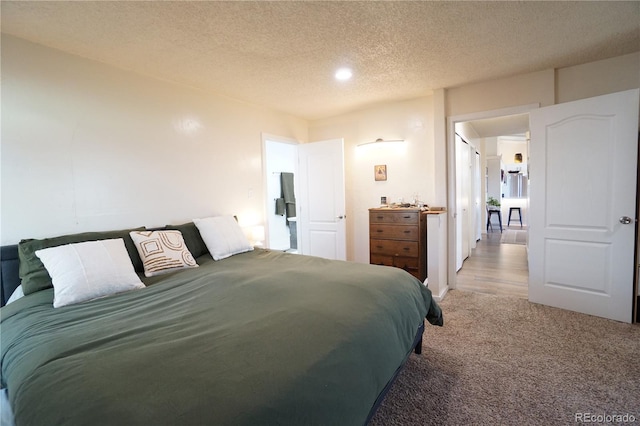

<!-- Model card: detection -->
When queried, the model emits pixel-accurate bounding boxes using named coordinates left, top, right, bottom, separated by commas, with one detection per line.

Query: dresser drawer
left=369, top=211, right=419, bottom=224
left=392, top=257, right=420, bottom=278
left=370, top=239, right=419, bottom=257
left=370, top=255, right=419, bottom=279
left=370, top=254, right=394, bottom=267
left=369, top=224, right=419, bottom=241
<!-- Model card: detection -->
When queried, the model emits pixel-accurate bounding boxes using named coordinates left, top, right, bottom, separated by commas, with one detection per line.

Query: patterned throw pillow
left=129, top=230, right=198, bottom=277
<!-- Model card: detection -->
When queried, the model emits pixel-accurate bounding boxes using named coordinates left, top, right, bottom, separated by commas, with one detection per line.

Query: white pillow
left=129, top=230, right=198, bottom=277
left=35, top=239, right=145, bottom=308
left=193, top=216, right=254, bottom=261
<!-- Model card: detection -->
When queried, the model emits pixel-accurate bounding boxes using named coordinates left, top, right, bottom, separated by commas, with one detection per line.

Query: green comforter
left=1, top=249, right=442, bottom=426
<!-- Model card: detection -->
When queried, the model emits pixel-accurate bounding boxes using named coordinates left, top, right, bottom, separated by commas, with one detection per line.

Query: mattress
left=1, top=248, right=442, bottom=425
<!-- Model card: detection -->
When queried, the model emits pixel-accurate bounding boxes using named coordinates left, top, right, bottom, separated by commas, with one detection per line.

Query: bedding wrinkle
left=2, top=249, right=442, bottom=425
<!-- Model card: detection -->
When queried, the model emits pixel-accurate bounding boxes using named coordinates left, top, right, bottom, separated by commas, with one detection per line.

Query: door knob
left=619, top=216, right=633, bottom=224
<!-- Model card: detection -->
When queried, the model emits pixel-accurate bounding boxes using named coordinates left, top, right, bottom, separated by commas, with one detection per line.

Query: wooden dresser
left=369, top=207, right=427, bottom=282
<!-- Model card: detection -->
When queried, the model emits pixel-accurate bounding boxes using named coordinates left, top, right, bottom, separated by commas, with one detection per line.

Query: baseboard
left=432, top=285, right=449, bottom=302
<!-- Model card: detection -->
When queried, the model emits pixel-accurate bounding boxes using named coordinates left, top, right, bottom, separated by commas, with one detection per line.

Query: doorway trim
left=446, top=103, right=539, bottom=289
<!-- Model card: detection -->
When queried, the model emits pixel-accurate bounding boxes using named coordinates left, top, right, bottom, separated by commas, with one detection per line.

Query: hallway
left=455, top=229, right=529, bottom=298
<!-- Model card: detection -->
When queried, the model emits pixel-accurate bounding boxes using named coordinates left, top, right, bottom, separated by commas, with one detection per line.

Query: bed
left=0, top=218, right=442, bottom=426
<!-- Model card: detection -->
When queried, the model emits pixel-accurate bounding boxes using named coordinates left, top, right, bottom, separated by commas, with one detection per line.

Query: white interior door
left=474, top=151, right=482, bottom=242
left=456, top=135, right=471, bottom=270
left=297, top=139, right=346, bottom=260
left=528, top=89, right=639, bottom=323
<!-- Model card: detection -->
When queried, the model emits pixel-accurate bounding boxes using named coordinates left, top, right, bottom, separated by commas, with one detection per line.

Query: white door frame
left=446, top=104, right=539, bottom=289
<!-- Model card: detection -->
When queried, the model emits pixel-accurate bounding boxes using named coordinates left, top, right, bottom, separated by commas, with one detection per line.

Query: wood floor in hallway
left=455, top=228, right=529, bottom=299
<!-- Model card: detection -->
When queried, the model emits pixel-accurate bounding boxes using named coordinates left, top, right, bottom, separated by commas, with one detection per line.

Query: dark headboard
left=1, top=245, right=20, bottom=307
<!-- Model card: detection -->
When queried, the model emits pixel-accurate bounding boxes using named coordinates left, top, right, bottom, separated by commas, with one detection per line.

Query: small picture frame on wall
left=374, top=165, right=387, bottom=181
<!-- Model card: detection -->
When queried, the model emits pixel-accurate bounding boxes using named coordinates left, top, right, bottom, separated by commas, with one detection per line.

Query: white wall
left=3, top=32, right=637, bottom=282
left=498, top=137, right=527, bottom=174
left=308, top=53, right=639, bottom=265
left=0, top=36, right=308, bottom=244
left=446, top=69, right=556, bottom=117
left=485, top=156, right=502, bottom=206
left=309, top=97, right=435, bottom=263
left=556, top=52, right=640, bottom=105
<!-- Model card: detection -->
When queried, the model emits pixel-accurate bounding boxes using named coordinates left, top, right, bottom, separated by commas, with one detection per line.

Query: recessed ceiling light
left=335, top=68, right=352, bottom=81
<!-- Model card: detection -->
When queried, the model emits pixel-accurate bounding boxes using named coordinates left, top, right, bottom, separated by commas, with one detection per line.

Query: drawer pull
left=403, top=247, right=410, bottom=251
left=376, top=216, right=384, bottom=220
left=403, top=215, right=411, bottom=219
left=403, top=230, right=411, bottom=234
left=376, top=230, right=384, bottom=233
left=376, top=246, right=384, bottom=249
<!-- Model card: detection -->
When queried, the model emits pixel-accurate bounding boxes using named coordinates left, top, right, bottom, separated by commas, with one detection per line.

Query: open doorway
left=455, top=123, right=530, bottom=299
left=494, top=134, right=529, bottom=241
left=262, top=135, right=300, bottom=252
left=447, top=106, right=535, bottom=296
left=455, top=116, right=530, bottom=252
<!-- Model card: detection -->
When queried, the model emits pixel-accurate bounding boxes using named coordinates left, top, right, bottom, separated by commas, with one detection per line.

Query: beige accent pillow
left=129, top=230, right=198, bottom=277
left=35, top=239, right=145, bottom=308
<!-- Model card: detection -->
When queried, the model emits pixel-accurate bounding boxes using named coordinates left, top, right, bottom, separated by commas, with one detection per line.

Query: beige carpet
left=500, top=229, right=527, bottom=245
left=369, top=290, right=640, bottom=425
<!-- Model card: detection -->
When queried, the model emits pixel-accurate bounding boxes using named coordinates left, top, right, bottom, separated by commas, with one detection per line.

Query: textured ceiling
left=1, top=1, right=639, bottom=120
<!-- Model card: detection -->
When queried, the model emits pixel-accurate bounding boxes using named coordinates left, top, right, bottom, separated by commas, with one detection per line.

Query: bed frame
left=1, top=244, right=19, bottom=307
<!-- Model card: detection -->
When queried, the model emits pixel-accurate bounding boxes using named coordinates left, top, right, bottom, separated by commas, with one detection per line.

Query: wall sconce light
left=514, top=153, right=523, bottom=163
left=357, top=138, right=405, bottom=147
